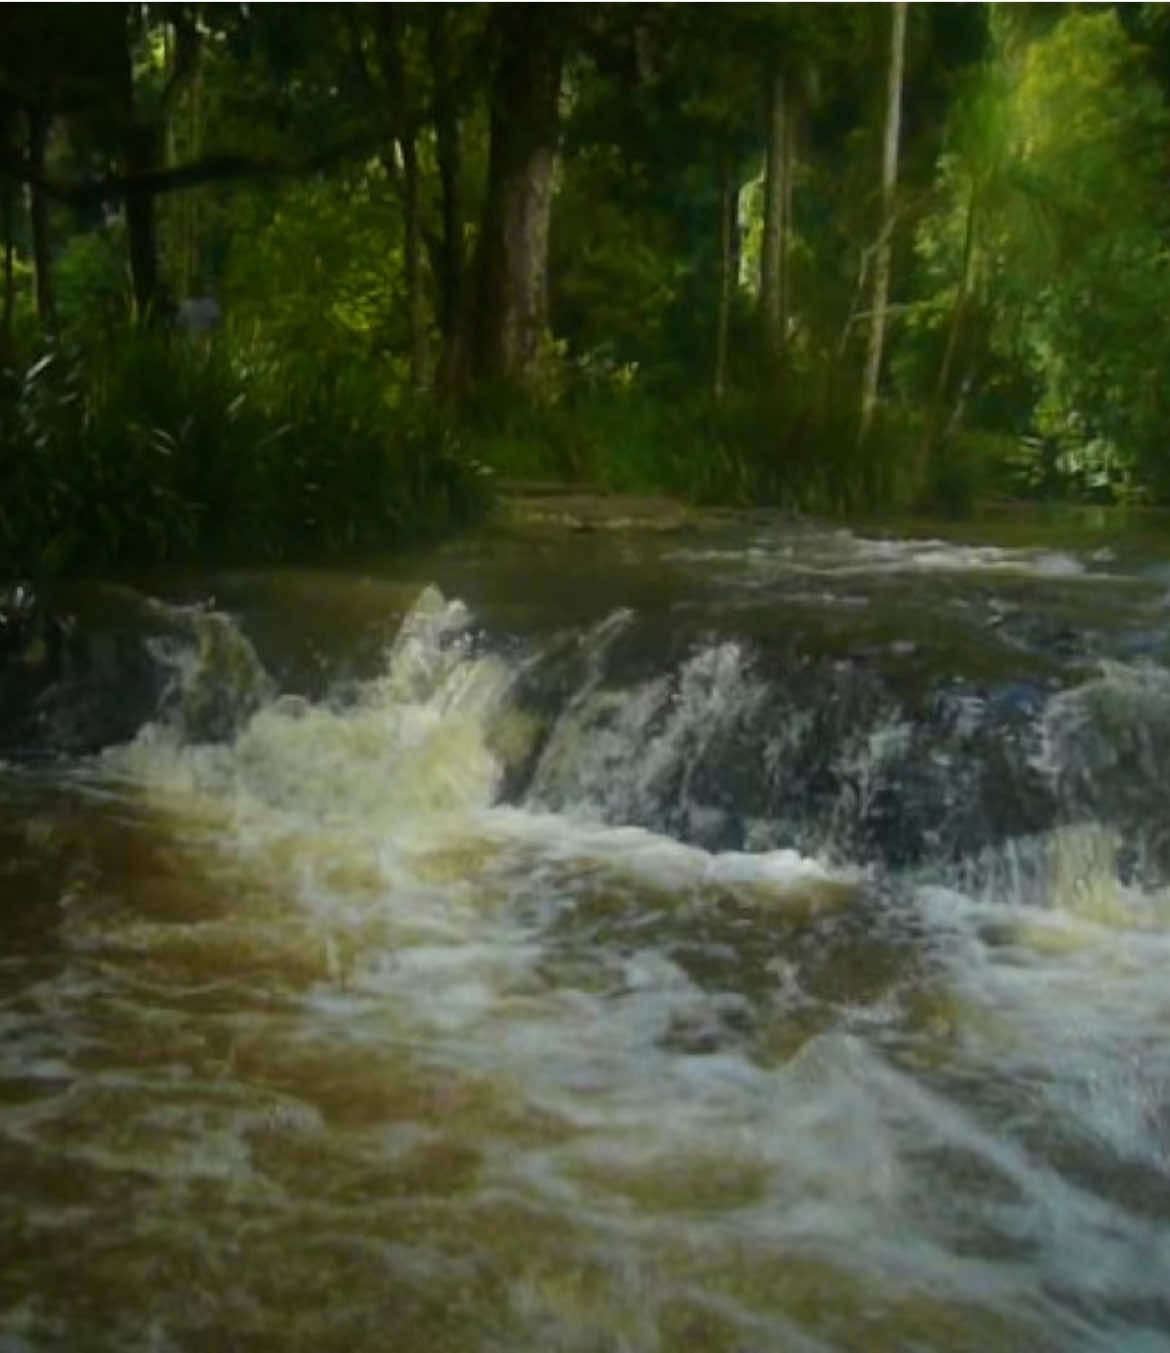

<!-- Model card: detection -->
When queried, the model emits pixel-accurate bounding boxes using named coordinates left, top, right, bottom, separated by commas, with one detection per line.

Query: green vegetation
left=2, top=3, right=1170, bottom=577
left=0, top=332, right=489, bottom=576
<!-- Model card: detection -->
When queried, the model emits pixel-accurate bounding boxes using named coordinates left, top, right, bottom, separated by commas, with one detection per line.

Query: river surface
left=4, top=510, right=1170, bottom=1351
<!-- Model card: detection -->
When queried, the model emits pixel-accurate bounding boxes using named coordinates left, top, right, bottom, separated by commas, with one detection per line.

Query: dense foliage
left=2, top=2, right=1169, bottom=576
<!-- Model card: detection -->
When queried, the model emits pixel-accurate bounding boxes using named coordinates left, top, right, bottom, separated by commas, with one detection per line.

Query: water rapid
left=3, top=518, right=1170, bottom=1351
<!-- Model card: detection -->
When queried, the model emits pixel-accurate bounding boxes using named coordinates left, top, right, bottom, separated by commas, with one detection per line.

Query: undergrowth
left=457, top=378, right=928, bottom=514
left=0, top=331, right=491, bottom=579
left=1, top=321, right=1029, bottom=584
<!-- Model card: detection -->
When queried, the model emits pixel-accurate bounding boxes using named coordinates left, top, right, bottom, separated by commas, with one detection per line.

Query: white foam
left=470, top=806, right=850, bottom=899
left=668, top=528, right=1105, bottom=583
left=16, top=564, right=1170, bottom=1349
left=916, top=879, right=1170, bottom=1183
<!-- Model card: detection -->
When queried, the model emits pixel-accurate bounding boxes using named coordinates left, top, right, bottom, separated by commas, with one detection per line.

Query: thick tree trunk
left=714, top=168, right=734, bottom=403
left=760, top=69, right=788, bottom=366
left=859, top=1, right=907, bottom=444
left=27, top=108, right=54, bottom=327
left=469, top=7, right=563, bottom=391
left=400, top=133, right=428, bottom=394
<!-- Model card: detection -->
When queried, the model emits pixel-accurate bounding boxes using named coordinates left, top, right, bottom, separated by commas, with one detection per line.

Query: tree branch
left=0, top=136, right=379, bottom=205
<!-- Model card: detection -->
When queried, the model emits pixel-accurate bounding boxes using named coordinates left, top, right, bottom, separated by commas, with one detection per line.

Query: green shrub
left=0, top=327, right=491, bottom=580
left=458, top=373, right=917, bottom=516
left=55, top=226, right=133, bottom=343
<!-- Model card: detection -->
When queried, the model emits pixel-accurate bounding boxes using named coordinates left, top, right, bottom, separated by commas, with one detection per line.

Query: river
left=3, top=509, right=1170, bottom=1351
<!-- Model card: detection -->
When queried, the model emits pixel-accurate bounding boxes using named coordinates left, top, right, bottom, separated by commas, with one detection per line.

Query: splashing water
left=5, top=526, right=1170, bottom=1352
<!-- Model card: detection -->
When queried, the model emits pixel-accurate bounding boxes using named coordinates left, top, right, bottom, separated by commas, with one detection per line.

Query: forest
left=2, top=1, right=1170, bottom=578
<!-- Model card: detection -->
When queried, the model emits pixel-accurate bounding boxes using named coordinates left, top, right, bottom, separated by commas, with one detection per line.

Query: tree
left=909, top=7, right=1170, bottom=499
left=858, top=1, right=906, bottom=443
left=759, top=64, right=791, bottom=367
left=0, top=102, right=14, bottom=351
left=0, top=5, right=74, bottom=327
left=911, top=58, right=1021, bottom=484
left=466, top=5, right=565, bottom=392
left=27, top=107, right=54, bottom=325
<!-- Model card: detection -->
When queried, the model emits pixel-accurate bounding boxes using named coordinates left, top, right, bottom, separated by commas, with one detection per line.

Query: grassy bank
left=1, top=327, right=1135, bottom=583
left=455, top=382, right=1032, bottom=518
left=0, top=333, right=491, bottom=580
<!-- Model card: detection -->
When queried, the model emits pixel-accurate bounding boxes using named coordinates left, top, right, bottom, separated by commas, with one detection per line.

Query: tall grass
left=457, top=375, right=928, bottom=515
left=0, top=330, right=491, bottom=580
left=1, top=316, right=1018, bottom=588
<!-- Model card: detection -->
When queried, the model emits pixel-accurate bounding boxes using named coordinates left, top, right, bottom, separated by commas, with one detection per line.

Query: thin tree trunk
left=125, top=122, right=162, bottom=320
left=115, top=10, right=161, bottom=322
left=780, top=86, right=794, bottom=340
left=859, top=1, right=907, bottom=444
left=373, top=7, right=429, bottom=394
left=400, top=132, right=428, bottom=394
left=917, top=180, right=979, bottom=488
left=169, top=13, right=202, bottom=299
left=470, top=6, right=563, bottom=390
left=760, top=68, right=787, bottom=365
left=944, top=363, right=977, bottom=443
left=116, top=8, right=199, bottom=322
left=2, top=181, right=13, bottom=353
left=176, top=57, right=202, bottom=296
left=714, top=167, right=734, bottom=403
left=27, top=108, right=54, bottom=328
left=429, top=9, right=464, bottom=397
left=0, top=106, right=13, bottom=352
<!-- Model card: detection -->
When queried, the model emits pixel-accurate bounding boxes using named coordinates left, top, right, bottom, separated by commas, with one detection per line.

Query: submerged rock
left=0, top=582, right=272, bottom=759
left=0, top=583, right=166, bottom=758
left=507, top=611, right=1064, bottom=873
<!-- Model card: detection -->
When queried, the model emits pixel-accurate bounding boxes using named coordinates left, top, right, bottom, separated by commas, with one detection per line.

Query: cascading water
left=4, top=518, right=1170, bottom=1351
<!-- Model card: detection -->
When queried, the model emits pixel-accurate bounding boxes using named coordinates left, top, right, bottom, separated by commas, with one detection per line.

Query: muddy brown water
left=4, top=507, right=1170, bottom=1351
